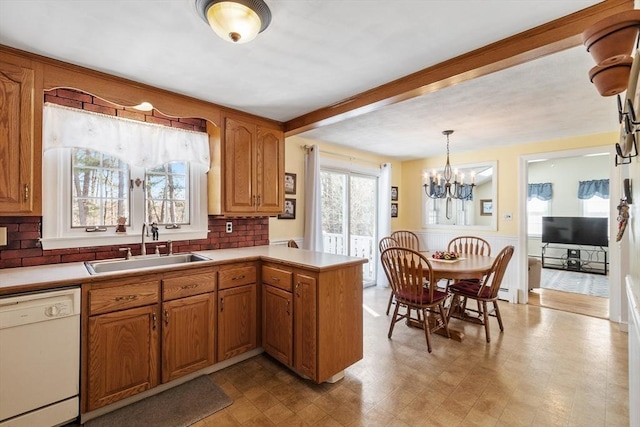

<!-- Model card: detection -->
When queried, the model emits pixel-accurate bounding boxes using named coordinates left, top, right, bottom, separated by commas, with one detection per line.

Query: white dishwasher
left=0, top=287, right=80, bottom=427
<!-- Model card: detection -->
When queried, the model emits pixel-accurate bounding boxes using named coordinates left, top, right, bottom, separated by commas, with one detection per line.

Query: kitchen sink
left=85, top=253, right=210, bottom=275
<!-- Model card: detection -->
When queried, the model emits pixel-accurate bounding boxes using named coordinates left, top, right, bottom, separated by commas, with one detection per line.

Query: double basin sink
left=85, top=253, right=210, bottom=275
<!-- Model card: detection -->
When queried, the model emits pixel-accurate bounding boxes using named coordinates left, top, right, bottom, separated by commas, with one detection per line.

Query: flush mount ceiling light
left=195, top=0, right=271, bottom=44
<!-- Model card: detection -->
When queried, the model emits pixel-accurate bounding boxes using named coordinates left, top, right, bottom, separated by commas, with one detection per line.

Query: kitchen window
left=41, top=103, right=210, bottom=250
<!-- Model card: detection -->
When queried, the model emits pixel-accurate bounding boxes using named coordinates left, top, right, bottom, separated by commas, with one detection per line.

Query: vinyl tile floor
left=196, top=287, right=629, bottom=426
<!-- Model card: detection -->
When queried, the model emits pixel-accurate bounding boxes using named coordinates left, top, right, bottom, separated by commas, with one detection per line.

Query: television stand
left=541, top=243, right=608, bottom=275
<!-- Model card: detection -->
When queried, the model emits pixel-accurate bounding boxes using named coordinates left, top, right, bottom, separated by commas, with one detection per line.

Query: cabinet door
left=256, top=126, right=284, bottom=213
left=224, top=118, right=255, bottom=213
left=87, top=305, right=159, bottom=411
left=162, top=292, right=216, bottom=383
left=0, top=60, right=36, bottom=214
left=218, top=284, right=257, bottom=361
left=262, top=285, right=293, bottom=366
left=294, top=273, right=317, bottom=380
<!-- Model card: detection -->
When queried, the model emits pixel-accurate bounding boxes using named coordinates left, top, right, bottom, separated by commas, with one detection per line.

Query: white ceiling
left=0, top=0, right=620, bottom=160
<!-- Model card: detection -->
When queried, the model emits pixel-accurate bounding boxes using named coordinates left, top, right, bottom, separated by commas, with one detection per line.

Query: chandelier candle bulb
left=460, top=173, right=465, bottom=185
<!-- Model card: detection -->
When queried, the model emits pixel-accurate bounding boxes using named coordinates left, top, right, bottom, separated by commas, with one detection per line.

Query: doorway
left=320, top=169, right=378, bottom=287
left=520, top=146, right=618, bottom=319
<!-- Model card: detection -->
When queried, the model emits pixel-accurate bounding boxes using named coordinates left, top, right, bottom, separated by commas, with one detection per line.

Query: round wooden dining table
left=417, top=251, right=495, bottom=342
left=420, top=251, right=495, bottom=282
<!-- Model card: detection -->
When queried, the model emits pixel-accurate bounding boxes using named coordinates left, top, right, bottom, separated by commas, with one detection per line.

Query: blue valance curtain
left=528, top=183, right=553, bottom=201
left=578, top=179, right=609, bottom=199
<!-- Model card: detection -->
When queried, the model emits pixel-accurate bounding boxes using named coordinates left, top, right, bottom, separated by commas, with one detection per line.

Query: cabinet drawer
left=162, top=272, right=217, bottom=301
left=262, top=265, right=292, bottom=291
left=218, top=264, right=257, bottom=290
left=89, top=281, right=159, bottom=315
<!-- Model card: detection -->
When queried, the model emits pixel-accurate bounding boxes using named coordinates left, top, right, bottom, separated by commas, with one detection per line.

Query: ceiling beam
left=284, top=0, right=633, bottom=136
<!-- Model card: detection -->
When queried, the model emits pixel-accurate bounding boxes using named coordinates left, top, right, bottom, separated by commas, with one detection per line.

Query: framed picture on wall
left=480, top=199, right=493, bottom=216
left=284, top=173, right=297, bottom=195
left=278, top=198, right=296, bottom=219
left=391, top=203, right=398, bottom=218
left=391, top=186, right=398, bottom=201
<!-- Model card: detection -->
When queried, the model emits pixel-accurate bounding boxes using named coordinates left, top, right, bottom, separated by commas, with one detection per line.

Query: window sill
left=41, top=229, right=209, bottom=251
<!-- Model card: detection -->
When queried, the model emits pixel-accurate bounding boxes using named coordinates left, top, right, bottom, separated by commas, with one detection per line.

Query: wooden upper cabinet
left=224, top=118, right=254, bottom=213
left=256, top=125, right=284, bottom=213
left=0, top=59, right=38, bottom=215
left=223, top=117, right=284, bottom=215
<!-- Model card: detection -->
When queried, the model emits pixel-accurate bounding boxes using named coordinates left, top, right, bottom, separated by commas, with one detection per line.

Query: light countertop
left=0, top=245, right=367, bottom=295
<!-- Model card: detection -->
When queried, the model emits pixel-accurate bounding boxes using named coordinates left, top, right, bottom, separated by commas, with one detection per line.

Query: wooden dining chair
left=287, top=240, right=299, bottom=248
left=379, top=237, right=400, bottom=315
left=447, top=245, right=514, bottom=343
left=381, top=247, right=450, bottom=353
left=447, top=236, right=491, bottom=256
left=390, top=230, right=420, bottom=251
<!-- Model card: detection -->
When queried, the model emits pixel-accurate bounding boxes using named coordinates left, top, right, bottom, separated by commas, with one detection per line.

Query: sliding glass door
left=321, top=169, right=377, bottom=287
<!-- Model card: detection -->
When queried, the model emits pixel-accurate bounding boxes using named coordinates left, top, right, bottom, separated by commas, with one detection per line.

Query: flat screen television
left=541, top=216, right=608, bottom=247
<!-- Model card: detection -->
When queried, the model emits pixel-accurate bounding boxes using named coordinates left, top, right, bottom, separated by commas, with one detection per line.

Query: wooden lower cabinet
left=218, top=283, right=257, bottom=361
left=87, top=304, right=159, bottom=411
left=84, top=269, right=217, bottom=412
left=162, top=292, right=216, bottom=383
left=261, top=262, right=363, bottom=383
left=293, top=273, right=317, bottom=379
left=262, top=285, right=293, bottom=366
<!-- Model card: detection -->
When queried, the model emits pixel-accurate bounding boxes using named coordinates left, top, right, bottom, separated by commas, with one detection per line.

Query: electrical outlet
left=503, top=212, right=513, bottom=221
left=226, top=221, right=233, bottom=233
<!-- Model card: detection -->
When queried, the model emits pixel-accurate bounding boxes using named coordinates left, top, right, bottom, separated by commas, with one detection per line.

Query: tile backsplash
left=0, top=216, right=269, bottom=269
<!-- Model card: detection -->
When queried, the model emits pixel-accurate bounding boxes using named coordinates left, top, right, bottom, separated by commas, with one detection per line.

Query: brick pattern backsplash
left=0, top=89, right=270, bottom=269
left=0, top=217, right=270, bottom=269
left=44, top=88, right=208, bottom=132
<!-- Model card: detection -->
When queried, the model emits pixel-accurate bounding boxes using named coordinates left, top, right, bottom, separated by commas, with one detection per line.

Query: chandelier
left=423, top=130, right=475, bottom=218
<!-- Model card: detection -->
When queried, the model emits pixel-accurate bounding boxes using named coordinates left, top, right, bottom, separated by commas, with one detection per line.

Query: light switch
left=0, top=227, right=7, bottom=246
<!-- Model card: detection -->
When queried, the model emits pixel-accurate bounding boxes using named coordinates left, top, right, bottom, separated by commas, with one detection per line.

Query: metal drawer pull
left=271, top=276, right=280, bottom=282
left=180, top=284, right=198, bottom=290
left=152, top=313, right=157, bottom=330
left=164, top=310, right=169, bottom=326
left=220, top=297, right=224, bottom=311
left=115, top=295, right=137, bottom=302
left=286, top=300, right=290, bottom=315
left=24, top=184, right=29, bottom=202
left=295, top=282, right=300, bottom=297
left=232, top=275, right=245, bottom=281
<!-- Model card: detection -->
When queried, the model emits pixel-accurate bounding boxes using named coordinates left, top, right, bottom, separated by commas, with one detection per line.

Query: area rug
left=86, top=375, right=232, bottom=427
left=541, top=268, right=609, bottom=298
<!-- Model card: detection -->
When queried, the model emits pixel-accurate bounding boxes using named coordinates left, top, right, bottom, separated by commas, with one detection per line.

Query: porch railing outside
left=323, top=232, right=375, bottom=283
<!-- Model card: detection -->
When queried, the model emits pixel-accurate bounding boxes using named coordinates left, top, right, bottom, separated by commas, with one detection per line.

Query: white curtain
left=43, top=103, right=210, bottom=170
left=303, top=145, right=323, bottom=251
left=377, top=163, right=392, bottom=287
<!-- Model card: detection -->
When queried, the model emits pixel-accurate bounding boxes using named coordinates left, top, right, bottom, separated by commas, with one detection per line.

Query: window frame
left=41, top=148, right=208, bottom=250
left=527, top=197, right=550, bottom=236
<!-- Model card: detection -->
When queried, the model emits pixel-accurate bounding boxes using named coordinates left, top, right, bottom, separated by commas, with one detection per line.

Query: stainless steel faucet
left=141, top=223, right=147, bottom=256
